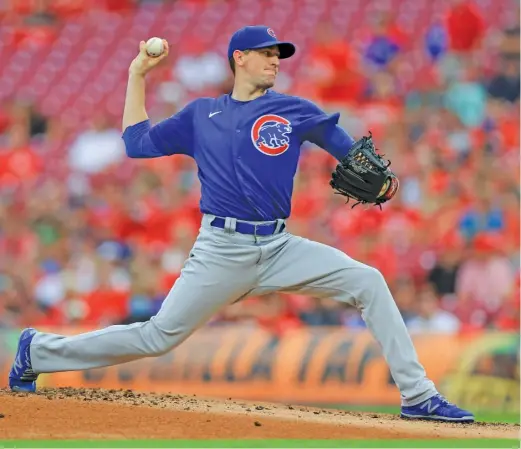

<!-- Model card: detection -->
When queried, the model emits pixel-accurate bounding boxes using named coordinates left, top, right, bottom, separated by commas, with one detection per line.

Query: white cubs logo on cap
left=267, top=28, right=276, bottom=38
left=251, top=114, right=292, bottom=156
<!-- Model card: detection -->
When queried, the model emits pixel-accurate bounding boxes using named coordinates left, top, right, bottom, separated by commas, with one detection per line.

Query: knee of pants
left=143, top=318, right=188, bottom=357
left=352, top=265, right=389, bottom=304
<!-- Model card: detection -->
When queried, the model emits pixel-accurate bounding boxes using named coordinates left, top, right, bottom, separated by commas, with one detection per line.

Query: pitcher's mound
left=0, top=388, right=517, bottom=440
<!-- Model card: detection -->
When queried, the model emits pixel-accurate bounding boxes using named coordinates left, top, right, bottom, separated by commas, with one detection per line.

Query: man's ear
left=234, top=50, right=248, bottom=68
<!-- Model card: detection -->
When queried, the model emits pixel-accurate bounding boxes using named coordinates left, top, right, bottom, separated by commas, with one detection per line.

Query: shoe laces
left=436, top=394, right=455, bottom=407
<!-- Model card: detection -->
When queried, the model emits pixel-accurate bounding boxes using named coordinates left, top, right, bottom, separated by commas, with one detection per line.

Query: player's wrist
left=128, top=70, right=147, bottom=79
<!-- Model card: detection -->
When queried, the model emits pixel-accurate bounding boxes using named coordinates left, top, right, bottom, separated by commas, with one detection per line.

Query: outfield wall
left=1, top=326, right=518, bottom=413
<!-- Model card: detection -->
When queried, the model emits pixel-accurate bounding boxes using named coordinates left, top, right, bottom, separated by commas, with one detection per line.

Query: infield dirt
left=0, top=387, right=518, bottom=439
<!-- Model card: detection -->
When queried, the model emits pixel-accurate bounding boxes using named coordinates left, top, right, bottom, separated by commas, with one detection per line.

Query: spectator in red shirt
left=455, top=233, right=516, bottom=328
left=0, top=122, right=43, bottom=189
left=446, top=0, right=486, bottom=53
left=302, top=23, right=365, bottom=105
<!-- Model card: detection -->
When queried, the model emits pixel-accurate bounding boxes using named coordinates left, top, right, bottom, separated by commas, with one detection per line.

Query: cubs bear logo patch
left=250, top=114, right=292, bottom=156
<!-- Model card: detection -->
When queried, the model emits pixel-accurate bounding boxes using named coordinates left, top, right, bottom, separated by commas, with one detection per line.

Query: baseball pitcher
left=9, top=26, right=474, bottom=422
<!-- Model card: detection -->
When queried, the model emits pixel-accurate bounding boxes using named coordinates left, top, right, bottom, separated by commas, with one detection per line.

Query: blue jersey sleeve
left=122, top=100, right=197, bottom=158
left=296, top=98, right=355, bottom=161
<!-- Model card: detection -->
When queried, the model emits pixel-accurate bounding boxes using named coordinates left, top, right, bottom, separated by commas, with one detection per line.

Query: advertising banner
left=0, top=326, right=518, bottom=411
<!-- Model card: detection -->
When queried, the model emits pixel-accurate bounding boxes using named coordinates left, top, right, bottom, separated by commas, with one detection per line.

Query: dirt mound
left=0, top=387, right=518, bottom=440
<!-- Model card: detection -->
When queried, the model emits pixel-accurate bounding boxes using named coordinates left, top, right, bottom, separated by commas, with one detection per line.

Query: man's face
left=504, top=59, right=520, bottom=77
left=239, top=46, right=280, bottom=88
left=418, top=288, right=439, bottom=318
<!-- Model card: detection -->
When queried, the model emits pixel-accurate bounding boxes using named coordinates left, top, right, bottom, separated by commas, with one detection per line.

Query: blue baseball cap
left=227, top=26, right=296, bottom=60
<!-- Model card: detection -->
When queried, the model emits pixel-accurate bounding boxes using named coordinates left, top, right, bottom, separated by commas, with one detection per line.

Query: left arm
left=296, top=99, right=356, bottom=160
left=296, top=99, right=399, bottom=206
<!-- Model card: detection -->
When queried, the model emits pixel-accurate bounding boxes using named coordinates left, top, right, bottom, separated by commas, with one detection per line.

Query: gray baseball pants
left=30, top=214, right=437, bottom=406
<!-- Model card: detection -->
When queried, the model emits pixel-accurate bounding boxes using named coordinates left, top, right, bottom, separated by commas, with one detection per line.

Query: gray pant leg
left=254, top=234, right=438, bottom=406
left=30, top=226, right=259, bottom=373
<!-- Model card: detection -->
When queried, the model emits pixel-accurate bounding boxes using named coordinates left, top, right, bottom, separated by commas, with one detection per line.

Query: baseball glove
left=330, top=132, right=399, bottom=208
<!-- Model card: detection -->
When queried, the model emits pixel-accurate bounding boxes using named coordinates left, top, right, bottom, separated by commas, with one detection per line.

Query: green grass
left=0, top=440, right=519, bottom=448
left=321, top=404, right=520, bottom=425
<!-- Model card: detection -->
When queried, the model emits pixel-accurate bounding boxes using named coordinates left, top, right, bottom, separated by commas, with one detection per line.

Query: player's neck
left=230, top=81, right=268, bottom=102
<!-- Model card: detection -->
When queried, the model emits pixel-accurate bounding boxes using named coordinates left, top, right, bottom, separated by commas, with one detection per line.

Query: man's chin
left=258, top=78, right=275, bottom=89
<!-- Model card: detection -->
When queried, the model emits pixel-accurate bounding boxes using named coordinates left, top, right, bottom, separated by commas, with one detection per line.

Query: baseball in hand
left=145, top=37, right=165, bottom=57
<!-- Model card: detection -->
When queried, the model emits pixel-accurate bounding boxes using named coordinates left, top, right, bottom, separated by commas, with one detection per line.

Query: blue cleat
left=9, top=328, right=39, bottom=393
left=401, top=394, right=475, bottom=422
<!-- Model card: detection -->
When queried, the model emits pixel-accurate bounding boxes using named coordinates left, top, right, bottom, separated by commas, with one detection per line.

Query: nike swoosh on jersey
left=209, top=111, right=222, bottom=118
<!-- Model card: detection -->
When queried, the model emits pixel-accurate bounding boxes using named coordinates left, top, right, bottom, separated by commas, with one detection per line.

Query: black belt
left=211, top=217, right=285, bottom=236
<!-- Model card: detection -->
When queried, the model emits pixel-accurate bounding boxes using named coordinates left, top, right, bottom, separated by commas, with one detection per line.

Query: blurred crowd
left=0, top=0, right=519, bottom=335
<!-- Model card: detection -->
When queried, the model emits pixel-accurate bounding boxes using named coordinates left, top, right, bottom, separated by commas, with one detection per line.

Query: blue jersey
left=122, top=90, right=355, bottom=221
